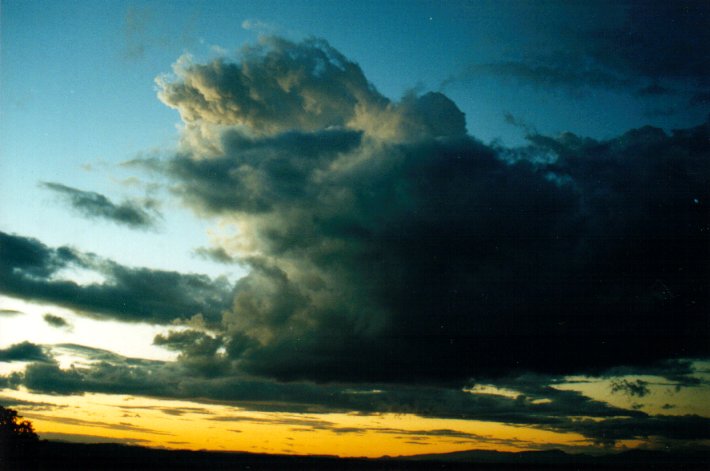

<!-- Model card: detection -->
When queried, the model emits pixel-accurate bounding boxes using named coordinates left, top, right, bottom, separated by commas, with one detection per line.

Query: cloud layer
left=0, top=231, right=231, bottom=324
left=2, top=343, right=708, bottom=447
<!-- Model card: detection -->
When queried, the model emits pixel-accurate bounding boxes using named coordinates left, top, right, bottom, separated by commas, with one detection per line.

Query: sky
left=1, top=0, right=709, bottom=458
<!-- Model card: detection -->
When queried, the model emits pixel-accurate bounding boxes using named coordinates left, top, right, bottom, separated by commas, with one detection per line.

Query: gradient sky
left=1, top=0, right=709, bottom=458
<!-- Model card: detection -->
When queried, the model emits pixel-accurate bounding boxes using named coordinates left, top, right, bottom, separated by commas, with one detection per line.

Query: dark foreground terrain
left=2, top=440, right=709, bottom=470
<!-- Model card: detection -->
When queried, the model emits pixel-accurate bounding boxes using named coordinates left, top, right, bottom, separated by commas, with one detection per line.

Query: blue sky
left=1, top=0, right=709, bottom=457
left=3, top=0, right=706, bottom=275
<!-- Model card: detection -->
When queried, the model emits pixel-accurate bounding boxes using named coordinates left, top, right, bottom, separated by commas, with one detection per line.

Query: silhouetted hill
left=2, top=440, right=708, bottom=470
left=399, top=448, right=577, bottom=464
left=401, top=447, right=710, bottom=468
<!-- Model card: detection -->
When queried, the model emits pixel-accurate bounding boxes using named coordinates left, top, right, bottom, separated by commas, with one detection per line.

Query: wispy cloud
left=193, top=246, right=239, bottom=264
left=43, top=313, right=72, bottom=330
left=26, top=412, right=173, bottom=436
left=0, top=309, right=24, bottom=316
left=40, top=182, right=161, bottom=230
left=610, top=379, right=650, bottom=398
left=442, top=2, right=710, bottom=109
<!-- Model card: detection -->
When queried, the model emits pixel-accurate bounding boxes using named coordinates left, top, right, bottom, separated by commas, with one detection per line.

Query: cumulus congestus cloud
left=137, top=36, right=709, bottom=383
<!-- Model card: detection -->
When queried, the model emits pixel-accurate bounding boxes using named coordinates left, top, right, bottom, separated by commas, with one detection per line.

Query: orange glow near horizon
left=3, top=390, right=593, bottom=458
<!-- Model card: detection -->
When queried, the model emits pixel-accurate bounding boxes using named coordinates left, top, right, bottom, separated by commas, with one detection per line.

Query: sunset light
left=1, top=1, right=708, bottom=468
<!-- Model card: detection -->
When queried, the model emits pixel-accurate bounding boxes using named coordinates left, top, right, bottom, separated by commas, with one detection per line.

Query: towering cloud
left=135, top=37, right=709, bottom=384
left=1, top=34, right=707, bottom=452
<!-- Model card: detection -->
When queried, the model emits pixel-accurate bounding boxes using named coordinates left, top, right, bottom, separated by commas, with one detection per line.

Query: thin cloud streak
left=40, top=182, right=162, bottom=230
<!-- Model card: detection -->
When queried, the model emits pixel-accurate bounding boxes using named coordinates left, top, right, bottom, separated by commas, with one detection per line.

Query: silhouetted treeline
left=1, top=405, right=40, bottom=470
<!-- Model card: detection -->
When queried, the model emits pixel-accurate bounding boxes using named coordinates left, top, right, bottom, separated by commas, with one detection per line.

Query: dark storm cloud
left=153, top=329, right=230, bottom=377
left=557, top=415, right=710, bottom=446
left=0, top=231, right=231, bottom=324
left=0, top=342, right=51, bottom=363
left=166, top=129, right=364, bottom=214
left=40, top=182, right=161, bottom=229
left=43, top=313, right=71, bottom=329
left=140, top=36, right=710, bottom=384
